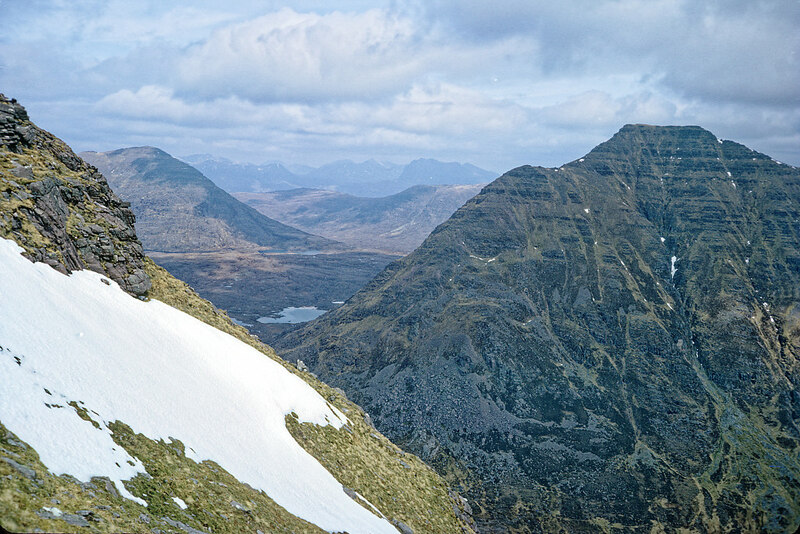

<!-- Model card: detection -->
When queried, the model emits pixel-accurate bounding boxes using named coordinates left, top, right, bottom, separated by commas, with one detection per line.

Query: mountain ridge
left=276, top=124, right=800, bottom=532
left=81, top=146, right=340, bottom=253
left=187, top=154, right=496, bottom=197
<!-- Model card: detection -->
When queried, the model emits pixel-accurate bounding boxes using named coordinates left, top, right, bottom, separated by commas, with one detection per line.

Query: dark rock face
left=276, top=125, right=800, bottom=532
left=0, top=94, right=150, bottom=295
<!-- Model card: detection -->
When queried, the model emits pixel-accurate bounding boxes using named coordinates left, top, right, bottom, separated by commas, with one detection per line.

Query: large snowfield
left=0, top=237, right=397, bottom=533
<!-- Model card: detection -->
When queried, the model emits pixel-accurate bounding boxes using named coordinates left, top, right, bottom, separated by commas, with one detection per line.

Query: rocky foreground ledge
left=0, top=94, right=150, bottom=295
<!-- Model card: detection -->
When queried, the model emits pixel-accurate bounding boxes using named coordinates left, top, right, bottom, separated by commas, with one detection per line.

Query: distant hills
left=82, top=147, right=339, bottom=253
left=235, top=183, right=486, bottom=254
left=82, top=146, right=401, bottom=344
left=183, top=154, right=496, bottom=197
left=276, top=125, right=800, bottom=532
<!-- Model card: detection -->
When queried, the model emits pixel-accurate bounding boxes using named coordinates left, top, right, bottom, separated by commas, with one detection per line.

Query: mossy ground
left=0, top=249, right=472, bottom=534
left=286, top=397, right=468, bottom=534
left=144, top=257, right=471, bottom=533
left=1, top=420, right=327, bottom=534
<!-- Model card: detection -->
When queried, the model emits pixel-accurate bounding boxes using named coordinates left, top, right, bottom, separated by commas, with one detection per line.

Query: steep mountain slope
left=235, top=184, right=485, bottom=253
left=81, top=147, right=337, bottom=253
left=0, top=99, right=150, bottom=295
left=276, top=125, right=800, bottom=532
left=0, top=94, right=474, bottom=533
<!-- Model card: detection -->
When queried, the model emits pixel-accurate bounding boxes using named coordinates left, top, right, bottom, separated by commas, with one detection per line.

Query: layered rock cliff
left=277, top=125, right=800, bottom=532
left=0, top=94, right=150, bottom=294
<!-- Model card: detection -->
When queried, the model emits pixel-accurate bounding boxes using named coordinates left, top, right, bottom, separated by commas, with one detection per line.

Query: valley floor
left=148, top=249, right=400, bottom=344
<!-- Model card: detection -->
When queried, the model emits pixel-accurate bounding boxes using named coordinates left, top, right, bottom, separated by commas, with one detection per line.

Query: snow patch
left=172, top=497, right=188, bottom=510
left=584, top=208, right=590, bottom=214
left=469, top=253, right=497, bottom=263
left=353, top=489, right=385, bottom=518
left=0, top=238, right=395, bottom=534
left=670, top=256, right=679, bottom=279
left=660, top=237, right=665, bottom=243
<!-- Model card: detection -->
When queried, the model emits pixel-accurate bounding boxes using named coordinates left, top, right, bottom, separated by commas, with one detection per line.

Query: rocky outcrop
left=0, top=94, right=150, bottom=295
left=276, top=125, right=800, bottom=532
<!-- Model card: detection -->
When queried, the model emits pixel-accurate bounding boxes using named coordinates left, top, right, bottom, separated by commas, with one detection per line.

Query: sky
left=1, top=0, right=798, bottom=173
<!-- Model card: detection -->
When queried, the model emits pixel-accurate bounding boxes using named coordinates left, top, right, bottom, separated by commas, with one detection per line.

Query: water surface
left=257, top=306, right=326, bottom=324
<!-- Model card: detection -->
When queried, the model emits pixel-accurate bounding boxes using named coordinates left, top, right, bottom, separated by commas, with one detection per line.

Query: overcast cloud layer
left=1, top=0, right=798, bottom=172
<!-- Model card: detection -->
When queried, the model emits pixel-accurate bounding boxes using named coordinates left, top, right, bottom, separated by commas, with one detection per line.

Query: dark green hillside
left=276, top=125, right=800, bottom=532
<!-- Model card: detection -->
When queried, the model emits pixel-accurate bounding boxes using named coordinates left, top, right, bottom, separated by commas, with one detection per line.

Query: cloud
left=538, top=91, right=678, bottom=129
left=173, top=8, right=428, bottom=102
left=337, top=84, right=530, bottom=134
left=96, top=85, right=318, bottom=130
left=168, top=7, right=540, bottom=104
left=425, top=0, right=800, bottom=107
left=2, top=1, right=798, bottom=171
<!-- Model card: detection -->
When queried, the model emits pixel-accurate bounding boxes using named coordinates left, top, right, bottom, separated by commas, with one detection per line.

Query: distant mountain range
left=82, top=147, right=339, bottom=253
left=276, top=125, right=800, bottom=532
left=183, top=154, right=497, bottom=197
left=234, top=183, right=486, bottom=254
